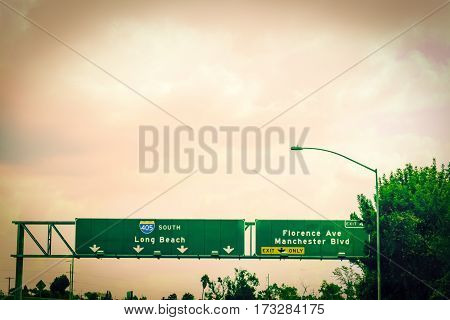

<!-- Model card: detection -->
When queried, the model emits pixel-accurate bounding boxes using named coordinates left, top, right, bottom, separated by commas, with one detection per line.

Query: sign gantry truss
left=11, top=219, right=369, bottom=299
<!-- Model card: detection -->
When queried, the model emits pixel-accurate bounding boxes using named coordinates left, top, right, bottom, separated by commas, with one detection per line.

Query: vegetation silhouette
left=182, top=292, right=195, bottom=300
left=352, top=160, right=449, bottom=299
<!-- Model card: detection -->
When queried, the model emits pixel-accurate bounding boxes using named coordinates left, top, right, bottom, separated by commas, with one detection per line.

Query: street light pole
left=67, top=258, right=74, bottom=299
left=375, top=169, right=381, bottom=300
left=291, top=146, right=381, bottom=300
left=5, top=277, right=14, bottom=296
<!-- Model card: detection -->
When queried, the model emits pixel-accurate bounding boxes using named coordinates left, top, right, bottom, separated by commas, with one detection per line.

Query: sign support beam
left=11, top=253, right=362, bottom=260
left=14, top=223, right=24, bottom=300
left=47, top=224, right=52, bottom=255
left=10, top=219, right=369, bottom=299
left=23, top=225, right=47, bottom=255
left=11, top=221, right=75, bottom=300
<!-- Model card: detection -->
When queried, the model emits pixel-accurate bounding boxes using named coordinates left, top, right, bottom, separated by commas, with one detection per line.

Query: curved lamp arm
left=290, top=146, right=376, bottom=173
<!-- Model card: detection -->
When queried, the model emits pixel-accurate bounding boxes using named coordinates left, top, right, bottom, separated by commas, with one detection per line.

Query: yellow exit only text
left=261, top=247, right=305, bottom=255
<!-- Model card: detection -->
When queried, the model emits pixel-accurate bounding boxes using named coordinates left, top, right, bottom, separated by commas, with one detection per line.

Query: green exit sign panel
left=75, top=219, right=244, bottom=256
left=256, top=220, right=368, bottom=258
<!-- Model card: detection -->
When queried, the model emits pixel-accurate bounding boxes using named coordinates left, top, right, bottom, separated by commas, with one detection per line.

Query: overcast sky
left=0, top=0, right=449, bottom=299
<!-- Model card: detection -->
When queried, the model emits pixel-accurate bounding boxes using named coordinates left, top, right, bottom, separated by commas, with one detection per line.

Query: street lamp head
left=290, top=146, right=303, bottom=151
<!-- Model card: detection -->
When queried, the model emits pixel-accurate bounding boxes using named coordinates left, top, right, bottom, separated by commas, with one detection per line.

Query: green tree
left=353, top=161, right=450, bottom=299
left=257, top=283, right=317, bottom=300
left=200, top=274, right=209, bottom=300
left=103, top=291, right=113, bottom=300
left=164, top=293, right=177, bottom=300
left=257, top=283, right=278, bottom=299
left=84, top=292, right=99, bottom=300
left=318, top=281, right=344, bottom=300
left=297, top=283, right=318, bottom=300
left=205, top=269, right=259, bottom=300
left=204, top=276, right=225, bottom=300
left=278, top=284, right=300, bottom=300
left=332, top=266, right=361, bottom=300
left=50, top=275, right=70, bottom=298
left=224, top=269, right=259, bottom=300
left=257, top=284, right=300, bottom=300
left=41, top=289, right=51, bottom=298
left=182, top=292, right=195, bottom=300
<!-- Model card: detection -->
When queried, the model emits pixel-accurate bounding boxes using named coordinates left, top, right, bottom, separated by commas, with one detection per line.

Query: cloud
left=0, top=0, right=448, bottom=298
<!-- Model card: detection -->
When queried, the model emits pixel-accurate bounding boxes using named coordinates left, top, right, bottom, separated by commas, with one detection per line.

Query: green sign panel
left=75, top=218, right=244, bottom=256
left=256, top=220, right=368, bottom=258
